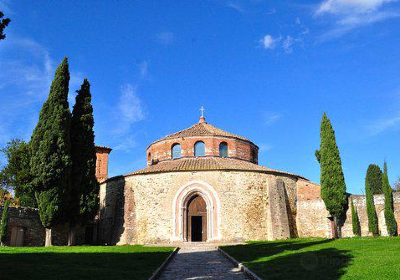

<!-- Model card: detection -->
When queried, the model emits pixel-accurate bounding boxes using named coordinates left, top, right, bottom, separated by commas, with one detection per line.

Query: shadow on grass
left=0, top=250, right=171, bottom=280
left=222, top=240, right=352, bottom=280
left=247, top=248, right=352, bottom=280
left=222, top=239, right=332, bottom=263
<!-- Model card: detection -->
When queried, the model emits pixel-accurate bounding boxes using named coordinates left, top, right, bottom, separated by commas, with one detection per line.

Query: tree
left=365, top=165, right=380, bottom=236
left=366, top=164, right=383, bottom=194
left=0, top=199, right=10, bottom=246
left=0, top=139, right=36, bottom=207
left=315, top=113, right=347, bottom=238
left=351, top=198, right=361, bottom=236
left=30, top=57, right=72, bottom=246
left=67, top=79, right=99, bottom=245
left=0, top=11, right=10, bottom=42
left=382, top=161, right=397, bottom=236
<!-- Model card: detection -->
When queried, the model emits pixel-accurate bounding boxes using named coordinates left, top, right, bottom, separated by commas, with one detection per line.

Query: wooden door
left=187, top=195, right=207, bottom=242
left=10, top=227, right=25, bottom=247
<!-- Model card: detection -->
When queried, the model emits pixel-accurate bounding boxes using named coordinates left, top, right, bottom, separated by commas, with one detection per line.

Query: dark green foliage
left=351, top=198, right=361, bottom=236
left=0, top=199, right=10, bottom=244
left=69, top=79, right=99, bottom=226
left=365, top=164, right=383, bottom=194
left=0, top=139, right=36, bottom=207
left=0, top=11, right=10, bottom=42
left=365, top=165, right=379, bottom=236
left=315, top=113, right=347, bottom=221
left=30, top=57, right=71, bottom=228
left=382, top=161, right=397, bottom=236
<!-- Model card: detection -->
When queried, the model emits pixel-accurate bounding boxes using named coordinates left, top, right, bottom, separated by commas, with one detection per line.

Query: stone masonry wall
left=296, top=178, right=400, bottom=238
left=0, top=206, right=79, bottom=246
left=99, top=170, right=298, bottom=244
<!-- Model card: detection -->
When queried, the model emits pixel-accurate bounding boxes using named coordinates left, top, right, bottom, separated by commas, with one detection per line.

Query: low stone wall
left=0, top=206, right=84, bottom=246
left=296, top=179, right=400, bottom=238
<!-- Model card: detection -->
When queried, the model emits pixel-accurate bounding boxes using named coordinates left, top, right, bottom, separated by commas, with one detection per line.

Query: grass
left=221, top=237, right=400, bottom=280
left=0, top=245, right=174, bottom=280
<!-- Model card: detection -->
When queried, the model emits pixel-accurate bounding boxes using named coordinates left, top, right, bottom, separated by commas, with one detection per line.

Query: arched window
left=219, top=142, right=228, bottom=158
left=194, top=141, right=205, bottom=157
left=172, top=144, right=181, bottom=159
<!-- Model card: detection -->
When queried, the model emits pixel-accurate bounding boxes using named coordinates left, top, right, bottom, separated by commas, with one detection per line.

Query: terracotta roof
left=95, top=145, right=112, bottom=151
left=124, top=157, right=307, bottom=180
left=151, top=121, right=253, bottom=145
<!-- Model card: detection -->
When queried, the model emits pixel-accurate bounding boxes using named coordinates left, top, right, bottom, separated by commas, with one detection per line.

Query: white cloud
left=260, top=34, right=280, bottom=49
left=263, top=113, right=282, bottom=126
left=316, top=0, right=394, bottom=16
left=367, top=115, right=400, bottom=135
left=315, top=0, right=399, bottom=39
left=283, top=36, right=295, bottom=53
left=137, top=61, right=148, bottom=78
left=227, top=2, right=247, bottom=13
left=156, top=31, right=174, bottom=45
left=114, top=84, right=145, bottom=135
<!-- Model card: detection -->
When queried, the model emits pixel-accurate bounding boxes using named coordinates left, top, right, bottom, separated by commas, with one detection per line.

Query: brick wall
left=146, top=136, right=258, bottom=165
left=95, top=146, right=112, bottom=182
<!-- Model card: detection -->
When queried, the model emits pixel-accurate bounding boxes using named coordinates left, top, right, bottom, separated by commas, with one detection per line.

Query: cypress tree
left=366, top=164, right=383, bottom=194
left=351, top=198, right=361, bottom=236
left=365, top=165, right=380, bottom=236
left=382, top=161, right=397, bottom=236
left=68, top=79, right=99, bottom=245
left=315, top=113, right=347, bottom=238
left=0, top=11, right=10, bottom=42
left=30, top=57, right=71, bottom=246
left=0, top=199, right=10, bottom=246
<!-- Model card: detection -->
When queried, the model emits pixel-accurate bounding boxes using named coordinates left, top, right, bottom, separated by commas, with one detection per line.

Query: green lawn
left=0, top=245, right=174, bottom=280
left=221, top=237, right=400, bottom=280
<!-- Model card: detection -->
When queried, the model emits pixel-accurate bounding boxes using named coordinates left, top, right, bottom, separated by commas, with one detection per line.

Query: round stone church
left=98, top=115, right=345, bottom=245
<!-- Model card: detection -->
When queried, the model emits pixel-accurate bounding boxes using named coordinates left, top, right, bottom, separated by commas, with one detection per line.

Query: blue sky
left=1, top=0, right=400, bottom=194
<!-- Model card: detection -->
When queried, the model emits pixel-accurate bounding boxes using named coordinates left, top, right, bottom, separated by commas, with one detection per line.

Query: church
left=97, top=110, right=360, bottom=245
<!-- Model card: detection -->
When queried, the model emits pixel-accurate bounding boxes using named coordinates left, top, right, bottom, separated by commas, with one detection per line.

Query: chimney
left=95, top=146, right=112, bottom=182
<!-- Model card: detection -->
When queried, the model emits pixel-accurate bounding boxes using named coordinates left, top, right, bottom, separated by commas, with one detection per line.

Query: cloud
left=259, top=143, right=273, bottom=153
left=316, top=0, right=395, bottom=16
left=137, top=61, right=148, bottom=78
left=263, top=112, right=282, bottom=126
left=226, top=2, right=247, bottom=13
left=367, top=115, right=400, bottom=135
left=113, top=84, right=145, bottom=135
left=315, top=0, right=400, bottom=39
left=156, top=31, right=174, bottom=45
left=260, top=34, right=280, bottom=49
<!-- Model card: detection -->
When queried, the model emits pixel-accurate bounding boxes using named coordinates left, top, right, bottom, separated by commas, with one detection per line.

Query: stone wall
left=0, top=206, right=82, bottom=246
left=296, top=179, right=400, bottom=238
left=99, top=170, right=298, bottom=245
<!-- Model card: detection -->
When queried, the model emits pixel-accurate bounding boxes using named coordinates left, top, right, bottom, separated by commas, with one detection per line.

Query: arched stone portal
left=172, top=181, right=220, bottom=242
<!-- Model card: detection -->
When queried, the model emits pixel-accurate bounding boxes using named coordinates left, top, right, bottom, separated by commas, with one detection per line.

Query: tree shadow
left=246, top=248, right=352, bottom=280
left=222, top=239, right=332, bottom=263
left=0, top=247, right=172, bottom=280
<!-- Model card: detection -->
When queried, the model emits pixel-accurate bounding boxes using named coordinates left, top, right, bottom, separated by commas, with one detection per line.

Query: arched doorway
left=172, top=181, right=220, bottom=242
left=185, top=195, right=207, bottom=242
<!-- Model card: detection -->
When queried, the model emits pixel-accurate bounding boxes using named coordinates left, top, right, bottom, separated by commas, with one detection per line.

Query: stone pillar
left=267, top=178, right=290, bottom=240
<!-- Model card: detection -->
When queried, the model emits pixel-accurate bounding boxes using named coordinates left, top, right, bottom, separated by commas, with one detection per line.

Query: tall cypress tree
left=365, top=165, right=380, bottom=236
left=351, top=198, right=361, bottom=236
left=0, top=199, right=10, bottom=246
left=30, top=57, right=71, bottom=246
left=68, top=79, right=99, bottom=245
left=382, top=161, right=397, bottom=236
left=315, top=113, right=347, bottom=238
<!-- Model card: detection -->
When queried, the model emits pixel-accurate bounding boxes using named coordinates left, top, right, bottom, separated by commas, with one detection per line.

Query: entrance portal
left=186, top=195, right=207, bottom=242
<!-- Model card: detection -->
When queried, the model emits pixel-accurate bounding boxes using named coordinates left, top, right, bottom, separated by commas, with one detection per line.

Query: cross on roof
left=199, top=106, right=205, bottom=118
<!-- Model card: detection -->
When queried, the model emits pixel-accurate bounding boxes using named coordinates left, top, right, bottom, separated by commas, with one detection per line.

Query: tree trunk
left=332, top=216, right=342, bottom=239
left=45, top=228, right=52, bottom=247
left=68, top=226, right=76, bottom=246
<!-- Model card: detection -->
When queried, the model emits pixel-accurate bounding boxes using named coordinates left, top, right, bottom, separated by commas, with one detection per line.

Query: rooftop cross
left=200, top=106, right=205, bottom=117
